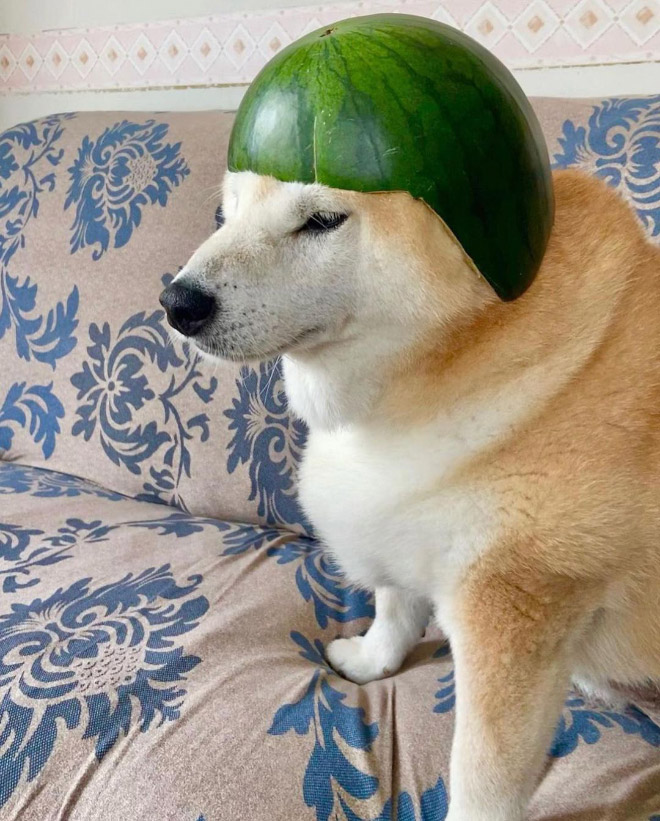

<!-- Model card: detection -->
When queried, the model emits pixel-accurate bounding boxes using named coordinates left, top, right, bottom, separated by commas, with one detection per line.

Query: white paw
left=445, top=800, right=524, bottom=821
left=445, top=808, right=523, bottom=821
left=326, top=636, right=397, bottom=684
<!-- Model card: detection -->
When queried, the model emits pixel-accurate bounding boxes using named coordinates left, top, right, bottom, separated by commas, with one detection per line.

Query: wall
left=1, top=0, right=659, bottom=130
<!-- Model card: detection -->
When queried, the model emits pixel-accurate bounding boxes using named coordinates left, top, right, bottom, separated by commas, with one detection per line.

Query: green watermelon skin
left=228, top=14, right=554, bottom=301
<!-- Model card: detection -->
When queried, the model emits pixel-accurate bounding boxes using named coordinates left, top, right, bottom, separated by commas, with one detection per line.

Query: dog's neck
left=283, top=172, right=644, bottom=437
left=283, top=283, right=621, bottom=449
left=282, top=327, right=416, bottom=430
left=284, top=288, right=627, bottom=442
left=282, top=296, right=591, bottom=440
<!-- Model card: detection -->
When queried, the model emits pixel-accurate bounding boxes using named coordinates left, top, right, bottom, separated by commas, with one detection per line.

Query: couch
left=1, top=96, right=659, bottom=821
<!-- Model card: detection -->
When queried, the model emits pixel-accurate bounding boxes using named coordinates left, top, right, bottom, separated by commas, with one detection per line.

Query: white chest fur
left=297, top=424, right=497, bottom=603
left=283, top=345, right=564, bottom=607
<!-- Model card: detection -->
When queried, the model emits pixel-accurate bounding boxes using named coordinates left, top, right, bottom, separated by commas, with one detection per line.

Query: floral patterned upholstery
left=0, top=110, right=307, bottom=532
left=1, top=98, right=659, bottom=820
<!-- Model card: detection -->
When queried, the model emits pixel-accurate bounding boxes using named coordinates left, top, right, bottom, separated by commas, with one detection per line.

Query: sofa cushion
left=1, top=462, right=658, bottom=820
left=1, top=98, right=659, bottom=534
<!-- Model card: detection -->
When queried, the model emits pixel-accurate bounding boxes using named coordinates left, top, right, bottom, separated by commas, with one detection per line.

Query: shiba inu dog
left=160, top=168, right=660, bottom=820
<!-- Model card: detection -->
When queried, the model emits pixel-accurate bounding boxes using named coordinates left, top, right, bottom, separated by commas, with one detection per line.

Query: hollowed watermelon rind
left=228, top=14, right=554, bottom=301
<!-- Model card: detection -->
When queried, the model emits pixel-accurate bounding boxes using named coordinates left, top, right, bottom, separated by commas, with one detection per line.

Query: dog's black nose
left=159, top=283, right=216, bottom=336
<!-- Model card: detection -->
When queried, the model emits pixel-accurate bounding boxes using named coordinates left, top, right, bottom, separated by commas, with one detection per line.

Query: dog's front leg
left=444, top=571, right=584, bottom=821
left=327, top=587, right=431, bottom=683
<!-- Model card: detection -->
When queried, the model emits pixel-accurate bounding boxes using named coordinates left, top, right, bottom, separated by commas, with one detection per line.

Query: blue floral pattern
left=0, top=507, right=284, bottom=596
left=107, top=507, right=372, bottom=628
left=0, top=381, right=64, bottom=459
left=65, top=119, right=189, bottom=259
left=554, top=96, right=660, bottom=239
left=0, top=114, right=79, bottom=367
left=270, top=633, right=448, bottom=821
left=221, top=531, right=373, bottom=628
left=0, top=517, right=111, bottom=594
left=551, top=696, right=660, bottom=757
left=433, top=644, right=455, bottom=715
left=0, top=463, right=124, bottom=501
left=0, top=564, right=208, bottom=808
left=270, top=633, right=378, bottom=821
left=225, top=359, right=309, bottom=530
left=70, top=296, right=217, bottom=508
left=127, top=508, right=373, bottom=627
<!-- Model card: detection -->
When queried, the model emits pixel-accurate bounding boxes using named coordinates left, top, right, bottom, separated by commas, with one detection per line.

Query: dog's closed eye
left=299, top=212, right=348, bottom=234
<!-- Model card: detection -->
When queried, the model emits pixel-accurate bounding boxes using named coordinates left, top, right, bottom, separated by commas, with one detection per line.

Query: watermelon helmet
left=228, top=14, right=554, bottom=301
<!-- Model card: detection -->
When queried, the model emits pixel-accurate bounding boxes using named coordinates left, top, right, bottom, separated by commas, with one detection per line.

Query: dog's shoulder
left=549, top=169, right=657, bottom=277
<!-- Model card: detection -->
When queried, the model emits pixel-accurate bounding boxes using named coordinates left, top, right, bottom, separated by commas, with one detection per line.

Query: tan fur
left=389, top=172, right=656, bottom=796
left=359, top=170, right=660, bottom=815
left=378, top=170, right=660, bottom=681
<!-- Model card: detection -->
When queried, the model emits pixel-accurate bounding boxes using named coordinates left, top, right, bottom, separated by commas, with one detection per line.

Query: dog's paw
left=446, top=809, right=524, bottom=821
left=326, top=636, right=396, bottom=684
left=445, top=795, right=525, bottom=821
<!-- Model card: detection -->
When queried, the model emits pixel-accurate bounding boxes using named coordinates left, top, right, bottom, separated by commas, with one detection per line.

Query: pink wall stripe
left=0, top=0, right=659, bottom=94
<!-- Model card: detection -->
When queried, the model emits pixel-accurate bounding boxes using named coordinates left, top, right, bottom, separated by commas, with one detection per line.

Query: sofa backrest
left=1, top=98, right=658, bottom=531
left=0, top=110, right=308, bottom=532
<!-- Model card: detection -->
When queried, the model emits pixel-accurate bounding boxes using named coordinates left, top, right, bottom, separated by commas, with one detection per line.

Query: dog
left=160, top=167, right=660, bottom=820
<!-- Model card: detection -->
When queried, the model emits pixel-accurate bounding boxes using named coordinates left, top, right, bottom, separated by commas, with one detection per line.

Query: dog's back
left=445, top=170, right=660, bottom=695
left=529, top=171, right=660, bottom=694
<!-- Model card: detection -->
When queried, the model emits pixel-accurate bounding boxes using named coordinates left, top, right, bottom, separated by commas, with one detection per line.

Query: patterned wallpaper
left=0, top=0, right=659, bottom=94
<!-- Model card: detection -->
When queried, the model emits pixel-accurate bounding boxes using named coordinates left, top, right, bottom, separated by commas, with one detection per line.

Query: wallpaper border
left=0, top=0, right=659, bottom=94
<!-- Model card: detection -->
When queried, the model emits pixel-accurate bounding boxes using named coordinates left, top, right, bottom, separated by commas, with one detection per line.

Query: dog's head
left=160, top=171, right=493, bottom=363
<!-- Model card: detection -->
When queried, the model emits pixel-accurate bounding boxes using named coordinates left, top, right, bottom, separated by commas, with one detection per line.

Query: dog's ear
left=221, top=171, right=239, bottom=221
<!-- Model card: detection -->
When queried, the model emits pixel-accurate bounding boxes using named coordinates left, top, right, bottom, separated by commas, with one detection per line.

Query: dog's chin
left=188, top=326, right=326, bottom=364
left=189, top=340, right=252, bottom=364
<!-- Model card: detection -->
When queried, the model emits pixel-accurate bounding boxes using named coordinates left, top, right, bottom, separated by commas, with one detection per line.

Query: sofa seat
left=2, top=462, right=659, bottom=821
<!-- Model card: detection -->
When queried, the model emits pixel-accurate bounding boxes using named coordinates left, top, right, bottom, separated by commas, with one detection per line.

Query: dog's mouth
left=190, top=325, right=325, bottom=363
